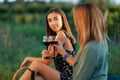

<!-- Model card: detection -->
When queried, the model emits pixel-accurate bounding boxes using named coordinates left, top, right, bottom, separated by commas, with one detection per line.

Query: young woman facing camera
left=19, top=8, right=76, bottom=80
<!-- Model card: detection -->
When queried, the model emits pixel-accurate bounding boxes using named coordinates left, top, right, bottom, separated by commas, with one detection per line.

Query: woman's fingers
left=20, top=59, right=28, bottom=67
left=53, top=40, right=66, bottom=56
left=42, top=50, right=51, bottom=59
left=53, top=41, right=62, bottom=50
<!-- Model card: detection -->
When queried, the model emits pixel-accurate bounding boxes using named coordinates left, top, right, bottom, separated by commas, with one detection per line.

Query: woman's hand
left=20, top=57, right=30, bottom=67
left=48, top=44, right=55, bottom=56
left=41, top=50, right=52, bottom=64
left=53, top=40, right=66, bottom=57
left=42, top=50, right=51, bottom=59
left=54, top=40, right=75, bottom=66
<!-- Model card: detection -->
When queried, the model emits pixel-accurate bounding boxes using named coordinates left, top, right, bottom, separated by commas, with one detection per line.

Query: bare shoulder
left=57, top=30, right=66, bottom=38
left=57, top=30, right=65, bottom=35
left=56, top=30, right=67, bottom=44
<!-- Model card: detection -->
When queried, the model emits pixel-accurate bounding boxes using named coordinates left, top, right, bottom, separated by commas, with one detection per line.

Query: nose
left=51, top=20, right=56, bottom=25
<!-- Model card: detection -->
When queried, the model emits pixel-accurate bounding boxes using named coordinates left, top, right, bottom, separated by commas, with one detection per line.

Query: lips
left=51, top=25, right=57, bottom=29
left=51, top=27, right=57, bottom=31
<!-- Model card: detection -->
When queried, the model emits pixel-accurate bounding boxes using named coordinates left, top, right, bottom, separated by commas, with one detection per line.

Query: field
left=0, top=23, right=120, bottom=80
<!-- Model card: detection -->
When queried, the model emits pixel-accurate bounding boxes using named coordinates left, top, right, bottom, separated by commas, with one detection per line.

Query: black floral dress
left=54, top=31, right=76, bottom=80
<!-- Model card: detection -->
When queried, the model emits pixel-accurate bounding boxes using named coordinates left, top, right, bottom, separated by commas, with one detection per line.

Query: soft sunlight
left=0, top=0, right=120, bottom=4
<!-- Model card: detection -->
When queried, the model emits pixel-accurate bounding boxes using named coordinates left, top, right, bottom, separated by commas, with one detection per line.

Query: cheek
left=57, top=24, right=62, bottom=31
left=49, top=25, right=54, bottom=30
left=48, top=23, right=52, bottom=28
left=48, top=22, right=51, bottom=26
left=59, top=23, right=63, bottom=28
left=58, top=20, right=63, bottom=28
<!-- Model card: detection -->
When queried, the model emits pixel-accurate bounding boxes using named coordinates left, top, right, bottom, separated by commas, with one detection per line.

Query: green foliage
left=0, top=13, right=8, bottom=21
left=39, top=4, right=51, bottom=13
left=23, top=13, right=34, bottom=23
left=12, top=5, right=25, bottom=14
left=0, top=23, right=45, bottom=80
left=26, top=3, right=41, bottom=14
left=109, top=4, right=120, bottom=12
left=0, top=5, right=8, bottom=14
left=12, top=14, right=24, bottom=24
left=107, top=4, right=120, bottom=35
left=0, top=5, right=8, bottom=21
left=60, top=3, right=73, bottom=13
left=0, top=2, right=75, bottom=23
left=108, top=5, right=120, bottom=24
left=108, top=44, right=120, bottom=75
left=0, top=1, right=120, bottom=79
left=0, top=23, right=120, bottom=80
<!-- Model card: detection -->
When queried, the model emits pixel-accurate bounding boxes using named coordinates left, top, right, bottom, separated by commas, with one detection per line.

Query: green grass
left=0, top=23, right=120, bottom=80
left=108, top=44, right=120, bottom=75
left=0, top=23, right=45, bottom=80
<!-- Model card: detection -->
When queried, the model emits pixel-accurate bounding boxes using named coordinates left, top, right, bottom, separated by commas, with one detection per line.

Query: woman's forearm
left=61, top=51, right=75, bottom=67
left=38, top=58, right=52, bottom=65
left=27, top=57, right=52, bottom=65
left=26, top=57, right=36, bottom=62
left=66, top=56, right=75, bottom=66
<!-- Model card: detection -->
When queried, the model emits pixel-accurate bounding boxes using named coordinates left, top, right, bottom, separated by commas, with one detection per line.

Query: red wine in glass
left=43, top=41, right=57, bottom=47
left=43, top=42, right=50, bottom=46
left=50, top=41, right=58, bottom=44
left=43, top=36, right=57, bottom=46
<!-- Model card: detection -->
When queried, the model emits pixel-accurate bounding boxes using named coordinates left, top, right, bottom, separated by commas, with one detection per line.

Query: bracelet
left=63, top=52, right=70, bottom=60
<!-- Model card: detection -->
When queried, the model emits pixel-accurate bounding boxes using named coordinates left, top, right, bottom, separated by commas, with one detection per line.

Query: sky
left=110, top=0, right=120, bottom=4
left=0, top=0, right=120, bottom=5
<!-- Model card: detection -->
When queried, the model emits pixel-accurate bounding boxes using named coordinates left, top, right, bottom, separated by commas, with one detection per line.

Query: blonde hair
left=73, top=3, right=107, bottom=56
left=46, top=8, right=76, bottom=44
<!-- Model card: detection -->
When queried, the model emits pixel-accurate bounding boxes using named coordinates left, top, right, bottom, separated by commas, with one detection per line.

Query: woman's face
left=47, top=12, right=63, bottom=33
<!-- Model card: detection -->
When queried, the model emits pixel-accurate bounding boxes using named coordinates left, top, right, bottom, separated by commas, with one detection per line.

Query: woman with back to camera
left=19, top=8, right=76, bottom=80
left=54, top=2, right=108, bottom=80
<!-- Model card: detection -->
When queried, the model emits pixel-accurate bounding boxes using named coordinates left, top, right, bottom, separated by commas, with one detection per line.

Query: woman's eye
left=54, top=17, right=58, bottom=21
left=48, top=19, right=51, bottom=22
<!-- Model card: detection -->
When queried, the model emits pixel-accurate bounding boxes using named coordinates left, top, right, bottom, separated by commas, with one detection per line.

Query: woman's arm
left=20, top=57, right=36, bottom=67
left=55, top=31, right=66, bottom=44
left=20, top=50, right=53, bottom=67
left=63, top=53, right=75, bottom=66
left=53, top=41, right=75, bottom=66
left=20, top=57, right=52, bottom=67
left=54, top=31, right=75, bottom=66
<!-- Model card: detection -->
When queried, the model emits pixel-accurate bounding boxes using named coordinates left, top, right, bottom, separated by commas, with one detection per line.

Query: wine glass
left=49, top=36, right=57, bottom=44
left=42, top=35, right=57, bottom=59
left=43, top=36, right=57, bottom=46
left=43, top=36, right=50, bottom=47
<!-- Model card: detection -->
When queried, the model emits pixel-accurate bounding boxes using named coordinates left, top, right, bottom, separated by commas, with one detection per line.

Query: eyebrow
left=48, top=16, right=58, bottom=20
left=53, top=16, right=58, bottom=19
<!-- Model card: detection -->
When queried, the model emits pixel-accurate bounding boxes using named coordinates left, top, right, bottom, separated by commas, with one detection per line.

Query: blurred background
left=0, top=0, right=120, bottom=80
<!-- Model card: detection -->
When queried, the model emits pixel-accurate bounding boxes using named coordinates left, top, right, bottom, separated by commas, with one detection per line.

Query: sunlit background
left=0, top=0, right=120, bottom=4
left=0, top=0, right=120, bottom=80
